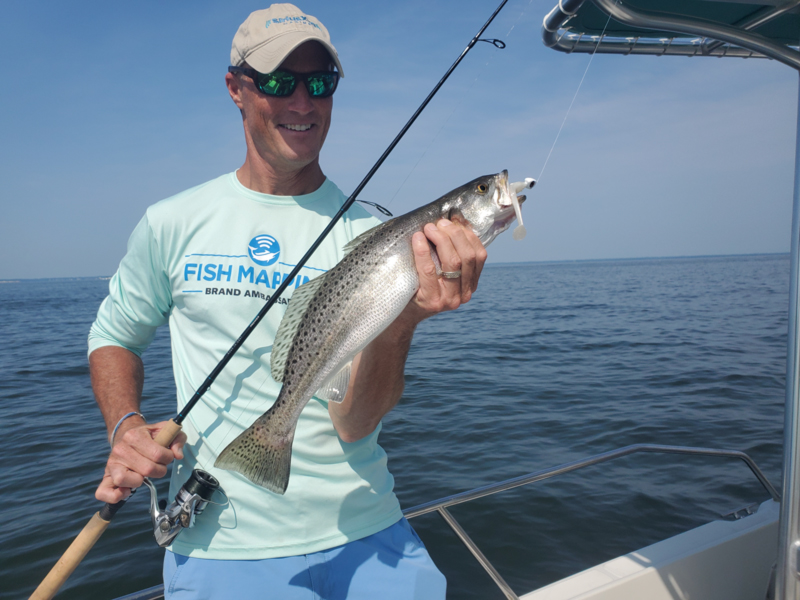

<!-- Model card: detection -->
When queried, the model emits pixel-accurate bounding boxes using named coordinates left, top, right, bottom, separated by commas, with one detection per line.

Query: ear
left=226, top=72, right=245, bottom=111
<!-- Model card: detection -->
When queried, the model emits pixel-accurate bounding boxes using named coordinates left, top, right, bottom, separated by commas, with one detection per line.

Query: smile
left=281, top=124, right=312, bottom=131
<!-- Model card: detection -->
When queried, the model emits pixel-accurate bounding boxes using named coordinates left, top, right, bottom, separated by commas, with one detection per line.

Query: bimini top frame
left=543, top=0, right=800, bottom=69
left=541, top=1, right=800, bottom=598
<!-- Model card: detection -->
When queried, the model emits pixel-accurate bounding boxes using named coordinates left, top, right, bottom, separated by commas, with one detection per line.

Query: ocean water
left=1, top=254, right=788, bottom=600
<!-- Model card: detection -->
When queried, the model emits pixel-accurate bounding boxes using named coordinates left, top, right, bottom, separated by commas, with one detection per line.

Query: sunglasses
left=228, top=66, right=339, bottom=98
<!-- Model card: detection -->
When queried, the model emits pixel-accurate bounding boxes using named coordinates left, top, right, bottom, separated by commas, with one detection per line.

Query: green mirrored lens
left=258, top=72, right=296, bottom=96
left=306, top=74, right=335, bottom=97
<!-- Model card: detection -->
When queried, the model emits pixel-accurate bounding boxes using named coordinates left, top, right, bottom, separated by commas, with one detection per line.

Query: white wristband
left=110, top=411, right=146, bottom=447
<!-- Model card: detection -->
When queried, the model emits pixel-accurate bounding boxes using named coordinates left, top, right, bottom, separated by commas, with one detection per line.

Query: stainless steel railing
left=112, top=443, right=778, bottom=600
left=401, top=443, right=780, bottom=600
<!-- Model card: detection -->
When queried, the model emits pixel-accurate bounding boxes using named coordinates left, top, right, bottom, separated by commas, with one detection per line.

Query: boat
left=106, top=1, right=800, bottom=598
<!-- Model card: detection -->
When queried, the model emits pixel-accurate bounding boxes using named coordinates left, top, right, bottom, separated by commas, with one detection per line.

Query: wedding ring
left=441, top=270, right=462, bottom=279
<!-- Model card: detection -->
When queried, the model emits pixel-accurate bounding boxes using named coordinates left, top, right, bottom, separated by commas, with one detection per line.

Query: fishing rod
left=29, top=2, right=510, bottom=598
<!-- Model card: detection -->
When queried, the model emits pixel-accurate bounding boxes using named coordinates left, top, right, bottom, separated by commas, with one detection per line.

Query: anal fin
left=314, top=361, right=352, bottom=404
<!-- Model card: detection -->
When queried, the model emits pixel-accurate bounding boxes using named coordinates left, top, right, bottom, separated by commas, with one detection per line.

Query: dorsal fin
left=270, top=275, right=326, bottom=383
left=314, top=361, right=352, bottom=404
left=342, top=227, right=379, bottom=256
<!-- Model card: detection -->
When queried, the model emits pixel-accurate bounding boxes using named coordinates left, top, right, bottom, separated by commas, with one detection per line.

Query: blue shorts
left=163, top=518, right=446, bottom=600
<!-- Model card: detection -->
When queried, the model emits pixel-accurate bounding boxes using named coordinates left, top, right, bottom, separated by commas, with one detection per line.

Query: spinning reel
left=143, top=469, right=226, bottom=547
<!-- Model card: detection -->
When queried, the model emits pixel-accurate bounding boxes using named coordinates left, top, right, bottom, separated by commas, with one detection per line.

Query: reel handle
left=29, top=419, right=183, bottom=600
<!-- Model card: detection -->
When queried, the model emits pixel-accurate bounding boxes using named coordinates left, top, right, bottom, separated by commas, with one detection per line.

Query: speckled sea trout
left=215, top=171, right=534, bottom=493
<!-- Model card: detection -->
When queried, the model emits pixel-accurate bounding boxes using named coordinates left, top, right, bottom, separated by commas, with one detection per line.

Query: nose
left=287, top=81, right=315, bottom=114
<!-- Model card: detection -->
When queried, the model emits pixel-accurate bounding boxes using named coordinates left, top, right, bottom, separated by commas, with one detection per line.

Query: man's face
left=233, top=41, right=334, bottom=177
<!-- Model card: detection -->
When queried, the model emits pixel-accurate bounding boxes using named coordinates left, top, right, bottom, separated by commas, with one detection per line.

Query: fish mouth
left=495, top=169, right=526, bottom=225
left=495, top=194, right=526, bottom=228
left=477, top=173, right=526, bottom=246
left=498, top=169, right=509, bottom=191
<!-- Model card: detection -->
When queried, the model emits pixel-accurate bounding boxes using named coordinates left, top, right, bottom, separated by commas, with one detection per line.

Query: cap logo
left=265, top=16, right=321, bottom=30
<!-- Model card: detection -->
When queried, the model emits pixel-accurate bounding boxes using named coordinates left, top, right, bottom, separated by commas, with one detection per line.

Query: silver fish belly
left=214, top=171, right=528, bottom=493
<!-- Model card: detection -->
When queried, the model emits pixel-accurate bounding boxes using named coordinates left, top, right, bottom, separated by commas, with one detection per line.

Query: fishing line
left=382, top=0, right=534, bottom=208
left=537, top=5, right=615, bottom=184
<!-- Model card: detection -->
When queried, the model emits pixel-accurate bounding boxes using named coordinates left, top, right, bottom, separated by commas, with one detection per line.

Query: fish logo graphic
left=248, top=235, right=281, bottom=266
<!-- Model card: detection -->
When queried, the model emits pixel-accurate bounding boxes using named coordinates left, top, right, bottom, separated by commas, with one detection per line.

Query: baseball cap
left=230, top=4, right=344, bottom=77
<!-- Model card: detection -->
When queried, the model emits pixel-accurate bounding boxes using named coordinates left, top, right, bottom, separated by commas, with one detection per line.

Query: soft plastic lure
left=507, top=178, right=536, bottom=240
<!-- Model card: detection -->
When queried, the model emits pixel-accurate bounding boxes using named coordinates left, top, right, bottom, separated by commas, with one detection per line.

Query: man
left=90, top=4, right=487, bottom=598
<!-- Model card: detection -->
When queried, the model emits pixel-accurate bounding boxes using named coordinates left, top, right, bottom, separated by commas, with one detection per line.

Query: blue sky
left=1, top=0, right=797, bottom=279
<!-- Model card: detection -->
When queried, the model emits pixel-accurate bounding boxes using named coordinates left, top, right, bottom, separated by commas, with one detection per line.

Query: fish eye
left=476, top=183, right=488, bottom=194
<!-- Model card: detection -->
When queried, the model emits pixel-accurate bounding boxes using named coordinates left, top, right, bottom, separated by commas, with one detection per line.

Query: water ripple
left=1, top=256, right=790, bottom=599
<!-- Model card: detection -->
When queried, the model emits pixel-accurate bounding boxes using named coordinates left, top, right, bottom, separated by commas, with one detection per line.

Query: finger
left=423, top=222, right=462, bottom=308
left=109, top=434, right=170, bottom=481
left=107, top=447, right=162, bottom=486
left=436, top=219, right=479, bottom=302
left=105, top=466, right=146, bottom=493
left=126, top=425, right=180, bottom=466
left=460, top=225, right=488, bottom=293
left=411, top=231, right=440, bottom=301
left=170, top=431, right=188, bottom=460
left=423, top=221, right=460, bottom=272
left=96, top=471, right=132, bottom=504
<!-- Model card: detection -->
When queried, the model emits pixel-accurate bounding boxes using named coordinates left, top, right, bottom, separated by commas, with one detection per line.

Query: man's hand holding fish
left=328, top=217, right=487, bottom=443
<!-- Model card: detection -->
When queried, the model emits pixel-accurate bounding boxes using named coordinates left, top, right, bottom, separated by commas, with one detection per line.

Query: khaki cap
left=230, top=4, right=344, bottom=77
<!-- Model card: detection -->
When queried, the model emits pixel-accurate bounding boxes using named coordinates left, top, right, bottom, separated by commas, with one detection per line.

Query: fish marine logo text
left=248, top=235, right=280, bottom=267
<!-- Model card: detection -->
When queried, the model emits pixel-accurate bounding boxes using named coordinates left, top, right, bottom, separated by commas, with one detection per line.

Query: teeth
left=283, top=124, right=311, bottom=131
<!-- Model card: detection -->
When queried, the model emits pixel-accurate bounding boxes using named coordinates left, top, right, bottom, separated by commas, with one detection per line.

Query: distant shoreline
left=0, top=252, right=789, bottom=282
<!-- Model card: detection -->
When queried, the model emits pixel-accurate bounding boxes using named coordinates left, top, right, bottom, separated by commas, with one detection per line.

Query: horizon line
left=0, top=251, right=789, bottom=283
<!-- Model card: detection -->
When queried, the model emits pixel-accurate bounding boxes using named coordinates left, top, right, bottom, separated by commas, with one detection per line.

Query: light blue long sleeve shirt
left=89, top=173, right=403, bottom=559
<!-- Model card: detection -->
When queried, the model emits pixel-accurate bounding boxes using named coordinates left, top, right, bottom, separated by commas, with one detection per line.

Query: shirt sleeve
left=88, top=212, right=173, bottom=357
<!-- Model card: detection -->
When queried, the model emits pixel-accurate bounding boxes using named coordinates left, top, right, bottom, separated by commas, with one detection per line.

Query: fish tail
left=214, top=406, right=294, bottom=495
